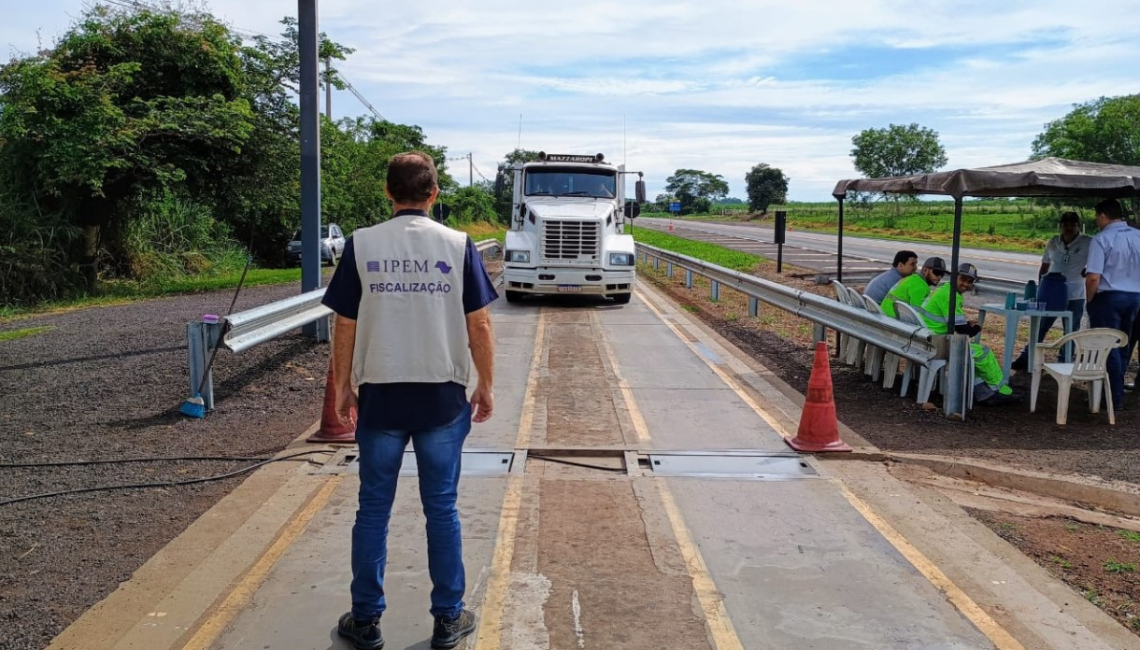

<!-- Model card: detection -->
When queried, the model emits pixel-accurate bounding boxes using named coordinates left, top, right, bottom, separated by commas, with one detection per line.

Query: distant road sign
left=669, top=202, right=681, bottom=213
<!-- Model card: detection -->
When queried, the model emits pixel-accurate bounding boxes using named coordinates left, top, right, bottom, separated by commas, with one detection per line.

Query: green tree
left=0, top=5, right=255, bottom=286
left=744, top=163, right=789, bottom=213
left=1032, top=94, right=1140, bottom=166
left=850, top=123, right=948, bottom=179
left=664, top=169, right=729, bottom=214
left=440, top=186, right=497, bottom=223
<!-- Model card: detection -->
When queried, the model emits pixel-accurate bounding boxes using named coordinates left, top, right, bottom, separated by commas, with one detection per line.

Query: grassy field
left=0, top=221, right=507, bottom=322
left=632, top=228, right=762, bottom=271
left=641, top=198, right=1084, bottom=253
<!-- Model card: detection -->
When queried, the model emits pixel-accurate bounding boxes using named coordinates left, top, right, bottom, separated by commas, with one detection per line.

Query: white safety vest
left=350, top=214, right=471, bottom=387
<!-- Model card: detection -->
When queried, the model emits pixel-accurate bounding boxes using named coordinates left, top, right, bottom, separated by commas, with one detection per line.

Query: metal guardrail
left=185, top=239, right=503, bottom=411
left=636, top=243, right=939, bottom=366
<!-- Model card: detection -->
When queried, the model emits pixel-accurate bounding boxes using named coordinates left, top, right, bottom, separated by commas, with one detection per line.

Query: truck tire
left=611, top=293, right=632, bottom=305
left=505, top=290, right=524, bottom=303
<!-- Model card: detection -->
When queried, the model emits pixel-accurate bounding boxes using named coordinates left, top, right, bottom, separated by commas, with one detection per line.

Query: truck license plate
left=557, top=285, right=581, bottom=293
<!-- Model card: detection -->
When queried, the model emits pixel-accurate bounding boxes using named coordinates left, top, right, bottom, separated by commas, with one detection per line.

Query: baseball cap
left=922, top=257, right=947, bottom=273
left=957, top=263, right=980, bottom=281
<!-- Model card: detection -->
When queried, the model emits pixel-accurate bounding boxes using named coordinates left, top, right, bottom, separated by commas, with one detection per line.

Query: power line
left=341, top=74, right=386, bottom=122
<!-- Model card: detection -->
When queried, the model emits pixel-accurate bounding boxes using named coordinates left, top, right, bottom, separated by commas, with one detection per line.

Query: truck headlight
left=506, top=250, right=531, bottom=264
left=609, top=252, right=635, bottom=266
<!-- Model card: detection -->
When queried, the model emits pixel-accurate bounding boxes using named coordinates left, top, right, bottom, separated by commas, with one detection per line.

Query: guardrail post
left=186, top=321, right=221, bottom=411
left=666, top=262, right=673, bottom=278
left=653, top=256, right=660, bottom=271
left=748, top=297, right=760, bottom=318
left=710, top=280, right=720, bottom=302
left=812, top=323, right=826, bottom=344
left=685, top=270, right=693, bottom=289
left=944, top=334, right=970, bottom=421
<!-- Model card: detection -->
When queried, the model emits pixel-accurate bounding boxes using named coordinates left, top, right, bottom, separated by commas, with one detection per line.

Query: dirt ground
left=970, top=510, right=1140, bottom=636
left=639, top=261, right=1140, bottom=484
left=0, top=282, right=333, bottom=650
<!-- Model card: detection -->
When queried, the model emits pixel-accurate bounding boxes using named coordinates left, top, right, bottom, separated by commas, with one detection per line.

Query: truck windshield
left=525, top=169, right=616, bottom=198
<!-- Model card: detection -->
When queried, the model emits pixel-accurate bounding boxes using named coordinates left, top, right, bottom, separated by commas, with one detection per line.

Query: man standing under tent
left=880, top=257, right=946, bottom=318
left=1085, top=198, right=1140, bottom=410
left=1011, top=211, right=1092, bottom=371
left=919, top=263, right=1020, bottom=406
left=863, top=250, right=918, bottom=303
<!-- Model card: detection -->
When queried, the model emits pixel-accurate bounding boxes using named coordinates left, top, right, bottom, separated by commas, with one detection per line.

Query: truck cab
left=502, top=152, right=645, bottom=304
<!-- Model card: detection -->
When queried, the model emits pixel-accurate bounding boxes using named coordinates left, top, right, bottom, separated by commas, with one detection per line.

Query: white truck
left=502, top=152, right=646, bottom=304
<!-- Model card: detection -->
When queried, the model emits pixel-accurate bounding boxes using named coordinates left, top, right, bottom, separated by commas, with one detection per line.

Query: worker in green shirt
left=881, top=257, right=946, bottom=318
left=919, top=263, right=1019, bottom=406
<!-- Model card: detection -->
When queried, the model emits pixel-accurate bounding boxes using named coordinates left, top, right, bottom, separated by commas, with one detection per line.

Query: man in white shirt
left=1011, top=212, right=1092, bottom=371
left=1085, top=199, right=1140, bottom=409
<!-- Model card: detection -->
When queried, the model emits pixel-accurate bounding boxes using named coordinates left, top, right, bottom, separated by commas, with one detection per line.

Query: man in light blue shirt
left=863, top=250, right=917, bottom=303
left=1085, top=198, right=1140, bottom=409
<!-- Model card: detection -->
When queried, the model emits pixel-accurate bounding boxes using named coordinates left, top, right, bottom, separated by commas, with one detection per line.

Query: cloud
left=7, top=0, right=1140, bottom=199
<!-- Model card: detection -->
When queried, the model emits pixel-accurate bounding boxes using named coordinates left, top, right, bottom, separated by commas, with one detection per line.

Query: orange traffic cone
left=307, top=358, right=357, bottom=444
left=787, top=341, right=851, bottom=452
left=668, top=220, right=675, bottom=232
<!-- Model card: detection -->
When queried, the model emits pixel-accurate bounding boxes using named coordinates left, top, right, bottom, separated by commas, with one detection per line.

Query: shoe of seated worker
left=338, top=612, right=384, bottom=650
left=980, top=391, right=1021, bottom=407
left=1010, top=354, right=1028, bottom=372
left=432, top=609, right=477, bottom=649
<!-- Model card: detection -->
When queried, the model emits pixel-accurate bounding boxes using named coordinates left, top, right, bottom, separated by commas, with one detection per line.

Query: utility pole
left=469, top=152, right=474, bottom=187
left=324, top=56, right=332, bottom=120
left=298, top=0, right=327, bottom=340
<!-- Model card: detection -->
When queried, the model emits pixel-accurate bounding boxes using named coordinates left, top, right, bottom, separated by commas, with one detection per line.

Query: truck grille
left=541, top=220, right=600, bottom=261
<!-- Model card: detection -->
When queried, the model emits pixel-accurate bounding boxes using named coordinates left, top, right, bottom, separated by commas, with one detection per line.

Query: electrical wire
left=0, top=453, right=330, bottom=468
left=0, top=450, right=333, bottom=507
left=527, top=455, right=627, bottom=473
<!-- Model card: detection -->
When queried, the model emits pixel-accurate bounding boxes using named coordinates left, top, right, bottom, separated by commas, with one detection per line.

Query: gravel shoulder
left=0, top=282, right=332, bottom=650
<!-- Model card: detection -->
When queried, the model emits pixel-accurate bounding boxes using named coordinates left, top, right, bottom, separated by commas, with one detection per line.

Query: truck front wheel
left=611, top=293, right=632, bottom=305
left=505, top=290, right=524, bottom=303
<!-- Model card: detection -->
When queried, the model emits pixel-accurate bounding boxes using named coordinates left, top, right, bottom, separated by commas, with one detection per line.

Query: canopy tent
left=828, top=157, right=1140, bottom=418
left=832, top=157, right=1140, bottom=200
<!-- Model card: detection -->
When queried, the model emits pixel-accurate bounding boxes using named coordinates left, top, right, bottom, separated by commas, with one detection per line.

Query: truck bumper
left=503, top=267, right=635, bottom=296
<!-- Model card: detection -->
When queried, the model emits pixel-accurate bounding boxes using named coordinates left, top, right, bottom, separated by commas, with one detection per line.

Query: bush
left=0, top=196, right=85, bottom=307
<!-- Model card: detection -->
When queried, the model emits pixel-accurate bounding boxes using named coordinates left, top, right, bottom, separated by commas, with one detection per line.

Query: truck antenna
left=517, top=114, right=523, bottom=150
left=623, top=114, right=627, bottom=167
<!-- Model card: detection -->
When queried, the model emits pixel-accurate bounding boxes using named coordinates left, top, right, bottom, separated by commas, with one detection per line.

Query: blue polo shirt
left=321, top=212, right=499, bottom=431
left=1087, top=220, right=1140, bottom=294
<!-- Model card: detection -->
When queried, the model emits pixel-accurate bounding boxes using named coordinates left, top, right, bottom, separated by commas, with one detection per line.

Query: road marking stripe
left=635, top=287, right=794, bottom=440
left=178, top=476, right=342, bottom=650
left=592, top=311, right=650, bottom=442
left=837, top=484, right=1028, bottom=650
left=656, top=480, right=746, bottom=650
left=475, top=308, right=546, bottom=650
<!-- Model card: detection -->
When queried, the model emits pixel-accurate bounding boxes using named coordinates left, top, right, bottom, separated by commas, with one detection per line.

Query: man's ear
left=429, top=186, right=440, bottom=203
left=384, top=185, right=393, bottom=201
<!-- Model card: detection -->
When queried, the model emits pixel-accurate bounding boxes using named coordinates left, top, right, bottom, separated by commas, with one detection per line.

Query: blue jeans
left=351, top=403, right=471, bottom=620
left=1086, top=292, right=1140, bottom=406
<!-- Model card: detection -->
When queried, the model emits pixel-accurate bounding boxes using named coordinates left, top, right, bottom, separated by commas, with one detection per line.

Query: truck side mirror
left=635, top=180, right=647, bottom=204
left=431, top=203, right=451, bottom=222
left=623, top=200, right=641, bottom=219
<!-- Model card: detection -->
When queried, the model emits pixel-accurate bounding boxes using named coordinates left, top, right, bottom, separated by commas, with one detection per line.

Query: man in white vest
left=322, top=151, right=498, bottom=650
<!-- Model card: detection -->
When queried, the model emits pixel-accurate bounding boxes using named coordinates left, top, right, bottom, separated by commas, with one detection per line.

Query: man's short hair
left=387, top=151, right=438, bottom=203
left=892, top=250, right=918, bottom=267
left=1095, top=199, right=1123, bottom=221
left=1060, top=211, right=1080, bottom=224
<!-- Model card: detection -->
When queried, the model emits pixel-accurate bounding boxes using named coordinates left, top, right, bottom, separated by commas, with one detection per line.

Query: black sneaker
left=1010, top=355, right=1028, bottom=372
left=431, top=609, right=477, bottom=649
left=980, top=391, right=1022, bottom=407
left=338, top=612, right=384, bottom=650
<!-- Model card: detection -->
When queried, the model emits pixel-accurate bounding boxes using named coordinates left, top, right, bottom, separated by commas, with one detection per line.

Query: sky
left=5, top=0, right=1140, bottom=201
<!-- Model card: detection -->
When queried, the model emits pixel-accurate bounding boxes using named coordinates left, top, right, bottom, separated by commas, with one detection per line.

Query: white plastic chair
left=1030, top=328, right=1128, bottom=425
left=894, top=303, right=974, bottom=407
left=831, top=281, right=853, bottom=366
left=861, top=294, right=886, bottom=381
left=837, top=284, right=867, bottom=369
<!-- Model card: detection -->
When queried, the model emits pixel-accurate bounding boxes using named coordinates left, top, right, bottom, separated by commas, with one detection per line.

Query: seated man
left=919, top=263, right=1019, bottom=406
left=881, top=256, right=945, bottom=318
left=864, top=250, right=918, bottom=303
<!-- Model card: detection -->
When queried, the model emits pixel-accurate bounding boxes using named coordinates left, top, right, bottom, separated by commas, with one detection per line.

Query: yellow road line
left=838, top=484, right=1027, bottom=650
left=178, top=476, right=342, bottom=650
left=591, top=311, right=650, bottom=442
left=656, top=480, right=745, bottom=650
left=475, top=308, right=546, bottom=650
left=602, top=301, right=745, bottom=650
left=635, top=287, right=794, bottom=440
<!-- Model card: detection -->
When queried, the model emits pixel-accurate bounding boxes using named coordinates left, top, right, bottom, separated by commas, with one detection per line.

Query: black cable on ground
left=1, top=455, right=278, bottom=468
left=528, top=455, right=627, bottom=473
left=0, top=449, right=333, bottom=507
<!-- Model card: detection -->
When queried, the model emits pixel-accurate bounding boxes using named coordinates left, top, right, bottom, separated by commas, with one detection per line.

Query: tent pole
left=949, top=197, right=962, bottom=320
left=837, top=197, right=844, bottom=283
